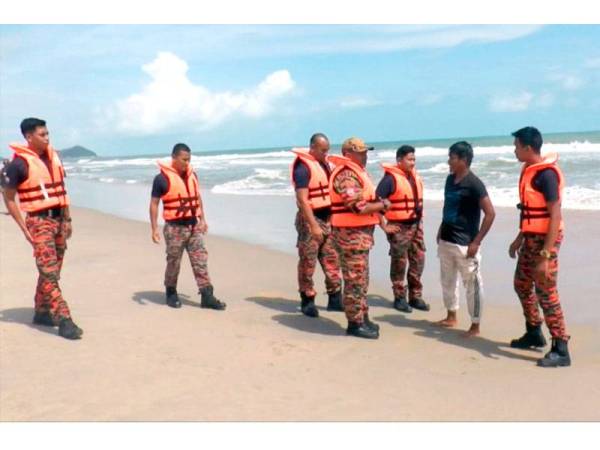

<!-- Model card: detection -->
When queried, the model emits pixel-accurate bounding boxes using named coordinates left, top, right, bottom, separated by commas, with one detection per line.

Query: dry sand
left=1, top=206, right=599, bottom=421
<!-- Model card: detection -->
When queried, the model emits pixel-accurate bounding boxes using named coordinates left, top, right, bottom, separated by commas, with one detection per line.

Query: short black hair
left=396, top=145, right=415, bottom=159
left=172, top=143, right=191, bottom=156
left=449, top=141, right=474, bottom=167
left=20, top=118, right=46, bottom=137
left=512, top=126, right=543, bottom=154
left=309, top=133, right=329, bottom=147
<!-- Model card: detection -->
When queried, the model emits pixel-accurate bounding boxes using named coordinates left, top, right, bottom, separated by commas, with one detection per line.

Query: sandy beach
left=1, top=205, right=599, bottom=421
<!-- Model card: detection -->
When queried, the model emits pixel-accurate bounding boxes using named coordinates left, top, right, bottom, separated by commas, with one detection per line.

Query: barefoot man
left=435, top=141, right=495, bottom=336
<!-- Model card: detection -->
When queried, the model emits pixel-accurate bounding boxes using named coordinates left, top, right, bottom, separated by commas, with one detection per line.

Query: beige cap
left=341, top=137, right=374, bottom=153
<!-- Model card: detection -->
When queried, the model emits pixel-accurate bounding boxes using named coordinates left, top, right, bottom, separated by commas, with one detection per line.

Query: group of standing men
left=3, top=118, right=571, bottom=367
left=290, top=129, right=571, bottom=367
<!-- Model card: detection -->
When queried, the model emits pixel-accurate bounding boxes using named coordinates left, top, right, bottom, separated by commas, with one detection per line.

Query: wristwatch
left=539, top=249, right=552, bottom=260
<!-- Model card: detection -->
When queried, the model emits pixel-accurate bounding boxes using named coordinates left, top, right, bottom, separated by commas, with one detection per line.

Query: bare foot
left=434, top=311, right=457, bottom=327
left=463, top=324, right=480, bottom=337
left=434, top=318, right=457, bottom=328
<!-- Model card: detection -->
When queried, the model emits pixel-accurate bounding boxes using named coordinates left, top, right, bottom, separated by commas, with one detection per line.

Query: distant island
left=58, top=145, right=97, bottom=158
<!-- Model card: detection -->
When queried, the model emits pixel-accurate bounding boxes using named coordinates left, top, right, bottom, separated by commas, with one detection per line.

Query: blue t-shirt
left=440, top=171, right=488, bottom=245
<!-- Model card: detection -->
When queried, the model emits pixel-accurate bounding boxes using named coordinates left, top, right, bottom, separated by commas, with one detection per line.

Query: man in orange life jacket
left=330, top=137, right=392, bottom=339
left=509, top=126, right=570, bottom=367
left=149, top=143, right=226, bottom=311
left=376, top=145, right=430, bottom=313
left=2, top=118, right=83, bottom=340
left=290, top=133, right=342, bottom=317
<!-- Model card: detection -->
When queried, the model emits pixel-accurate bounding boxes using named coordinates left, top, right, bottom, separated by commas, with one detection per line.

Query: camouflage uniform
left=163, top=222, right=211, bottom=290
left=295, top=211, right=341, bottom=297
left=26, top=215, right=71, bottom=320
left=514, top=231, right=569, bottom=340
left=331, top=168, right=375, bottom=324
left=387, top=221, right=426, bottom=300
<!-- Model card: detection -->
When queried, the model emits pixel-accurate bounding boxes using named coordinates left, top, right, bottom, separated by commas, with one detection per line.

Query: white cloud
left=489, top=92, right=534, bottom=112
left=548, top=73, right=585, bottom=91
left=108, top=52, right=295, bottom=134
left=536, top=92, right=555, bottom=108
left=338, top=97, right=381, bottom=109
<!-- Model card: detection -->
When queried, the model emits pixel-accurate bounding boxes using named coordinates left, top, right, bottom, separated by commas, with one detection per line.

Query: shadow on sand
left=0, top=307, right=58, bottom=336
left=246, top=296, right=346, bottom=336
left=375, top=312, right=540, bottom=362
left=132, top=290, right=196, bottom=307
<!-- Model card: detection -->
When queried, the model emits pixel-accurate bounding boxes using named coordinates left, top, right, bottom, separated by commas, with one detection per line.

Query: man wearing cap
left=329, top=137, right=392, bottom=339
left=376, top=145, right=430, bottom=314
left=290, top=133, right=343, bottom=317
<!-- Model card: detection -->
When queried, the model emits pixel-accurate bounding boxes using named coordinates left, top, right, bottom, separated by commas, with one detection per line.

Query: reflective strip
left=17, top=181, right=64, bottom=193
left=19, top=190, right=67, bottom=202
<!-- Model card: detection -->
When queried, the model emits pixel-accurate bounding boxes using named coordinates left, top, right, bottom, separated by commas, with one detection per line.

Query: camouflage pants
left=514, top=232, right=569, bottom=340
left=164, top=223, right=211, bottom=290
left=26, top=215, right=71, bottom=320
left=332, top=226, right=374, bottom=323
left=387, top=221, right=426, bottom=300
left=295, top=212, right=341, bottom=296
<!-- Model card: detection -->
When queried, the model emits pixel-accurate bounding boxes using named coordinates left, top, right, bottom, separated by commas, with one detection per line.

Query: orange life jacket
left=9, top=143, right=69, bottom=213
left=381, top=163, right=424, bottom=222
left=328, top=155, right=379, bottom=227
left=518, top=152, right=565, bottom=234
left=158, top=161, right=201, bottom=222
left=290, top=148, right=331, bottom=210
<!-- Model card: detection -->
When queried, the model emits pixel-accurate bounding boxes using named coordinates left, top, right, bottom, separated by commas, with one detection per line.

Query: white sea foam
left=420, top=162, right=449, bottom=174
left=211, top=168, right=292, bottom=196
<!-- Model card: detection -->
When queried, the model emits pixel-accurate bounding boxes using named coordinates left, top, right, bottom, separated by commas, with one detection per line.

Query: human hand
left=383, top=224, right=401, bottom=235
left=197, top=218, right=208, bottom=234
left=310, top=224, right=324, bottom=243
left=466, top=241, right=480, bottom=258
left=509, top=237, right=522, bottom=259
left=64, top=220, right=73, bottom=240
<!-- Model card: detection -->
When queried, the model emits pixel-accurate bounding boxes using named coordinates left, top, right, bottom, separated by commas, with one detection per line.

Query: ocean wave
left=420, top=162, right=449, bottom=174
left=65, top=141, right=600, bottom=172
left=373, top=141, right=600, bottom=158
left=210, top=168, right=292, bottom=196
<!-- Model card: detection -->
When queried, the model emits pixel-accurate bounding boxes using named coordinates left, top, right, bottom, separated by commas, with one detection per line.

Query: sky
left=1, top=24, right=599, bottom=156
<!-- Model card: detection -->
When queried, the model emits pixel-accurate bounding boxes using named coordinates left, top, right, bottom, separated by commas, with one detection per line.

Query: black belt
left=28, top=207, right=65, bottom=218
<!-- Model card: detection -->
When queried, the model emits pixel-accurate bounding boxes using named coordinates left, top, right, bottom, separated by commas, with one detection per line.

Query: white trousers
left=437, top=239, right=484, bottom=324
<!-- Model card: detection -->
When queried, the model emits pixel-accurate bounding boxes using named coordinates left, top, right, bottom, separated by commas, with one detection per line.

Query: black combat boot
left=326, top=290, right=344, bottom=311
left=393, top=296, right=412, bottom=313
left=300, top=292, right=319, bottom=317
left=409, top=297, right=430, bottom=311
left=346, top=321, right=379, bottom=339
left=166, top=286, right=181, bottom=308
left=58, top=318, right=83, bottom=340
left=199, top=285, right=227, bottom=310
left=510, top=322, right=547, bottom=349
left=32, top=311, right=57, bottom=327
left=363, top=313, right=380, bottom=332
left=538, top=338, right=571, bottom=367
